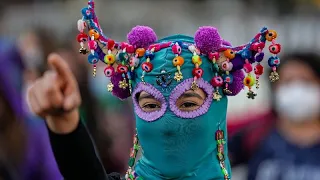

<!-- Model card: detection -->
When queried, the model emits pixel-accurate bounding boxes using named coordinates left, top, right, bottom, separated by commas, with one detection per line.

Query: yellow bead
left=192, top=55, right=202, bottom=66
left=243, top=75, right=256, bottom=87
left=104, top=54, right=116, bottom=65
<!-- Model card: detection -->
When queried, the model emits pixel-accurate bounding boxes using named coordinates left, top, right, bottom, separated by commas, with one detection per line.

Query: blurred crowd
left=0, top=0, right=320, bottom=180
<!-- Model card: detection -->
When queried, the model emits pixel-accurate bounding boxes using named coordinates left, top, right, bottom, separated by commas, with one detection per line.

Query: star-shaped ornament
left=79, top=47, right=88, bottom=55
left=247, top=91, right=257, bottom=99
left=191, top=81, right=199, bottom=91
left=174, top=72, right=183, bottom=82
left=118, top=79, right=129, bottom=89
left=213, top=91, right=222, bottom=101
left=107, top=83, right=114, bottom=92
left=223, top=88, right=232, bottom=95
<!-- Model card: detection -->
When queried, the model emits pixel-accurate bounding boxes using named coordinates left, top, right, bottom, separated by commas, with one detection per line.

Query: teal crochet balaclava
left=75, top=1, right=282, bottom=179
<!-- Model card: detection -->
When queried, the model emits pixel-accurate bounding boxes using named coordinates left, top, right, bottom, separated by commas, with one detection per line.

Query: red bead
left=210, top=76, right=224, bottom=87
left=88, top=40, right=97, bottom=50
left=76, top=33, right=88, bottom=43
left=141, top=62, right=153, bottom=72
left=172, top=43, right=182, bottom=55
left=120, top=42, right=128, bottom=50
left=127, top=45, right=135, bottom=54
left=269, top=44, right=281, bottom=54
left=209, top=52, right=219, bottom=61
left=192, top=67, right=204, bottom=78
left=104, top=66, right=115, bottom=77
left=117, top=64, right=129, bottom=74
left=251, top=42, right=265, bottom=51
left=254, top=64, right=264, bottom=76
left=243, top=63, right=253, bottom=73
left=107, top=39, right=115, bottom=50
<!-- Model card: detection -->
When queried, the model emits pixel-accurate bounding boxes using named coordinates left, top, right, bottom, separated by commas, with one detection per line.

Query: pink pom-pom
left=194, top=26, right=222, bottom=54
left=127, top=26, right=158, bottom=49
left=222, top=39, right=232, bottom=46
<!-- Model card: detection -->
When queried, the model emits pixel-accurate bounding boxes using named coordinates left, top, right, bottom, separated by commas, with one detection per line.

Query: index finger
left=47, top=53, right=75, bottom=84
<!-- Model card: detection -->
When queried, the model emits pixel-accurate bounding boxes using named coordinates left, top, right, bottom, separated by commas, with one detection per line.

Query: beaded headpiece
left=76, top=0, right=281, bottom=100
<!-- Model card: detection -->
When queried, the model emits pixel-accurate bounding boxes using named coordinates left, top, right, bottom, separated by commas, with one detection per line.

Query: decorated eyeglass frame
left=76, top=0, right=281, bottom=101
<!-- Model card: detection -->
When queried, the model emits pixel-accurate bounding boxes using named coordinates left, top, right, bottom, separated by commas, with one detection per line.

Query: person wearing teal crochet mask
left=26, top=1, right=282, bottom=179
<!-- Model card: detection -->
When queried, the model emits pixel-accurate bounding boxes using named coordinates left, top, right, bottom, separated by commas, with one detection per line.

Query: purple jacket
left=0, top=39, right=62, bottom=180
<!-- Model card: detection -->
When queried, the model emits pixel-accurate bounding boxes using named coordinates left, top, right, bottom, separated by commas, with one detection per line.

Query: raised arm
left=27, top=54, right=121, bottom=180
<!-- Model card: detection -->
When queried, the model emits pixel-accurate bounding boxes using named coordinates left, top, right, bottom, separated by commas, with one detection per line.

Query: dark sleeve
left=48, top=119, right=121, bottom=180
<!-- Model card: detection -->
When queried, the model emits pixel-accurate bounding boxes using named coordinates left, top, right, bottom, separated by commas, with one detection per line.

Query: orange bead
left=265, top=30, right=277, bottom=42
left=224, top=49, right=235, bottom=60
left=89, top=29, right=100, bottom=40
left=135, top=48, right=146, bottom=57
left=173, top=56, right=185, bottom=66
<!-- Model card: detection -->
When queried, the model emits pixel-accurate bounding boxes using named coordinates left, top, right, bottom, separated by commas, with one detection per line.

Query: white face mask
left=275, top=82, right=320, bottom=122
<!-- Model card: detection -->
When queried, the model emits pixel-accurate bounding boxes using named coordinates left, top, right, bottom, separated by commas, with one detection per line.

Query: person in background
left=58, top=38, right=134, bottom=174
left=228, top=52, right=320, bottom=180
left=0, top=39, right=62, bottom=180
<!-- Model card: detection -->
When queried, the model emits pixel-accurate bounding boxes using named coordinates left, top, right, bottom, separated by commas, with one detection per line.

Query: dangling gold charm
left=256, top=79, right=260, bottom=89
left=191, top=81, right=199, bottom=91
left=269, top=71, right=280, bottom=82
left=107, top=83, right=114, bottom=92
left=119, top=79, right=129, bottom=89
left=174, top=72, right=183, bottom=82
left=213, top=90, right=222, bottom=101
left=79, top=47, right=88, bottom=54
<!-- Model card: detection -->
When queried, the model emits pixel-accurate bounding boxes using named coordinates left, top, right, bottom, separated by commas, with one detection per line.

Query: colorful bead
left=104, top=66, right=115, bottom=77
left=76, top=32, right=88, bottom=42
left=145, top=51, right=155, bottom=60
left=251, top=42, right=265, bottom=51
left=254, top=52, right=264, bottom=62
left=215, top=130, right=224, bottom=140
left=172, top=43, right=182, bottom=55
left=129, top=57, right=140, bottom=67
left=192, top=67, right=204, bottom=78
left=81, top=7, right=93, bottom=19
left=89, top=29, right=100, bottom=40
left=88, top=40, right=98, bottom=50
left=77, top=19, right=86, bottom=32
left=243, top=63, right=253, bottom=73
left=119, top=52, right=130, bottom=62
left=107, top=39, right=115, bottom=50
left=192, top=55, right=202, bottom=65
left=104, top=54, right=116, bottom=65
left=268, top=56, right=280, bottom=67
left=209, top=52, right=219, bottom=62
left=220, top=61, right=233, bottom=72
left=254, top=64, right=264, bottom=76
left=265, top=30, right=277, bottom=41
left=269, top=44, right=281, bottom=54
left=243, top=74, right=256, bottom=87
left=223, top=49, right=235, bottom=60
left=136, top=48, right=146, bottom=57
left=141, top=62, right=153, bottom=72
left=88, top=53, right=99, bottom=64
left=211, top=76, right=224, bottom=87
left=223, top=74, right=234, bottom=84
left=127, top=45, right=135, bottom=54
left=172, top=56, right=184, bottom=66
left=117, top=65, right=129, bottom=74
